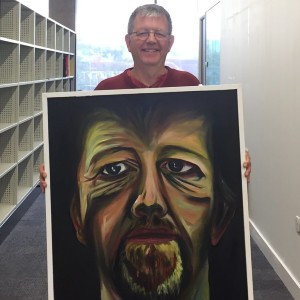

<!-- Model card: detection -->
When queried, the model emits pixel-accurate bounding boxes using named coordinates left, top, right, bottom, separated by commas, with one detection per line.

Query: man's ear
left=70, top=197, right=86, bottom=245
left=125, top=34, right=131, bottom=52
left=168, top=35, right=174, bottom=52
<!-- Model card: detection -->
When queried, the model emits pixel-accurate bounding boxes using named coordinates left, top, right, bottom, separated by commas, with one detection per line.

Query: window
left=158, top=0, right=200, bottom=77
left=200, top=2, right=221, bottom=85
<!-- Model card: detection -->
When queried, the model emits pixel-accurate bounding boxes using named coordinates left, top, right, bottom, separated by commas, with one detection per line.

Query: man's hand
left=39, top=164, right=47, bottom=193
left=243, top=150, right=251, bottom=183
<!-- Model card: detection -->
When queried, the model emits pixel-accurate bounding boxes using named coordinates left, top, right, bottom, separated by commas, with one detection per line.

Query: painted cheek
left=174, top=201, right=212, bottom=246
left=168, top=188, right=213, bottom=239
left=174, top=198, right=211, bottom=226
left=92, top=190, right=132, bottom=258
left=78, top=185, right=89, bottom=224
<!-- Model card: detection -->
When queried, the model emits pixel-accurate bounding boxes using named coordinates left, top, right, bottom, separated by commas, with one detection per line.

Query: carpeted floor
left=0, top=188, right=47, bottom=300
left=0, top=188, right=294, bottom=299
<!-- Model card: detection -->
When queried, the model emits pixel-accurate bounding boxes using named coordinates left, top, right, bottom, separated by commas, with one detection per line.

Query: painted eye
left=161, top=159, right=205, bottom=180
left=165, top=159, right=193, bottom=173
left=83, top=159, right=139, bottom=182
left=100, top=162, right=127, bottom=177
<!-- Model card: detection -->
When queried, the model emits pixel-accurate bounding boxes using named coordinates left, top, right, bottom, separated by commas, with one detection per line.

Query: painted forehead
left=79, top=112, right=212, bottom=171
left=82, top=108, right=211, bottom=144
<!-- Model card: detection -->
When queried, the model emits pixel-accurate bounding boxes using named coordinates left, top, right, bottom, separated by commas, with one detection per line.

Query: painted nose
left=131, top=167, right=167, bottom=220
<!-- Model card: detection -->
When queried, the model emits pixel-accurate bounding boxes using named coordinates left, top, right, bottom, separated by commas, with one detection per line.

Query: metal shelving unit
left=0, top=0, right=76, bottom=227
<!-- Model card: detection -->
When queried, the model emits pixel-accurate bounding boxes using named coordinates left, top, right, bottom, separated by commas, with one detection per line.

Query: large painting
left=43, top=85, right=253, bottom=300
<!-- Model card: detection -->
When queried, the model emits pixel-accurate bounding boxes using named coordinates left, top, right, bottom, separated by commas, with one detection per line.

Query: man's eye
left=100, top=162, right=127, bottom=177
left=160, top=159, right=205, bottom=180
left=137, top=31, right=148, bottom=37
left=155, top=32, right=166, bottom=38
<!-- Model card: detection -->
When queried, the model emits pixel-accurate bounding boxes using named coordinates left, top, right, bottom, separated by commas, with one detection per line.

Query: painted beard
left=113, top=238, right=186, bottom=300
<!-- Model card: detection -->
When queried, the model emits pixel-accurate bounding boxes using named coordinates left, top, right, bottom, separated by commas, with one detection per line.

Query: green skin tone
left=72, top=112, right=214, bottom=300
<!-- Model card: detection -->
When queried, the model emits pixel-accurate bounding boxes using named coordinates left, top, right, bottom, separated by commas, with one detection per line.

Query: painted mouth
left=126, top=228, right=177, bottom=243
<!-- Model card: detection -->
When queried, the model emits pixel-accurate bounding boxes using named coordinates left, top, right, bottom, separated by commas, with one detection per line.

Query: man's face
left=125, top=15, right=174, bottom=69
left=76, top=111, right=214, bottom=299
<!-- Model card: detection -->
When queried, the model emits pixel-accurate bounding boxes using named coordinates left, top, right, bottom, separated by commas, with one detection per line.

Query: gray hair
left=127, top=4, right=173, bottom=34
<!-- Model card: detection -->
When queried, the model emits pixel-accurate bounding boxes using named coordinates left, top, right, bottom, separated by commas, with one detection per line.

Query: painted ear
left=210, top=177, right=237, bottom=246
left=70, top=196, right=86, bottom=245
left=211, top=217, right=233, bottom=246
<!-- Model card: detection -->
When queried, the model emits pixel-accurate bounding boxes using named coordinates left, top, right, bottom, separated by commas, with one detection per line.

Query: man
left=68, top=95, right=242, bottom=300
left=94, top=4, right=200, bottom=89
left=41, top=4, right=251, bottom=299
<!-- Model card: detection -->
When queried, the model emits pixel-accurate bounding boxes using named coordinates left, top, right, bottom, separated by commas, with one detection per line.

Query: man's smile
left=142, top=48, right=160, bottom=53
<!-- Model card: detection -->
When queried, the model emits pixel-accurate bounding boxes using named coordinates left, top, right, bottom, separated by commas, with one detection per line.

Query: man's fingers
left=39, top=164, right=47, bottom=192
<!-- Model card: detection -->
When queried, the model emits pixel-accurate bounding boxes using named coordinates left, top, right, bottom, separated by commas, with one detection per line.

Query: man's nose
left=146, top=32, right=157, bottom=42
left=131, top=168, right=167, bottom=220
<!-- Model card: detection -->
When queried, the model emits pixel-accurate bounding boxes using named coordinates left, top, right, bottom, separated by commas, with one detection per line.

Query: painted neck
left=187, top=260, right=210, bottom=300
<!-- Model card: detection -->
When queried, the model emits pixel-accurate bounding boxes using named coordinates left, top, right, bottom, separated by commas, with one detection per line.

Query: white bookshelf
left=0, top=0, right=76, bottom=227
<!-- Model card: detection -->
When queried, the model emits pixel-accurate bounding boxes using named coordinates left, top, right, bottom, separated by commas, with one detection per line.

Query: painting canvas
left=43, top=85, right=253, bottom=300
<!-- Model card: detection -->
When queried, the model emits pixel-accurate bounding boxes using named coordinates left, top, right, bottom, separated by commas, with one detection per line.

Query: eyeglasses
left=130, top=30, right=170, bottom=41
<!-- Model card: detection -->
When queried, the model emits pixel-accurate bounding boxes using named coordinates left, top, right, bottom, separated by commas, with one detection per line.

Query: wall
left=16, top=0, right=76, bottom=30
left=49, top=0, right=76, bottom=30
left=220, top=0, right=300, bottom=298
left=197, top=0, right=220, bottom=14
left=17, top=0, right=49, bottom=16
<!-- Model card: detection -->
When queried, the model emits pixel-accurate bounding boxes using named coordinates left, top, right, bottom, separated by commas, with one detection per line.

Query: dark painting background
left=45, top=88, right=250, bottom=300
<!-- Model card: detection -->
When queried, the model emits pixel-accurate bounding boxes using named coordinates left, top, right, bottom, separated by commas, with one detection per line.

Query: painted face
left=76, top=111, right=214, bottom=299
left=125, top=15, right=174, bottom=69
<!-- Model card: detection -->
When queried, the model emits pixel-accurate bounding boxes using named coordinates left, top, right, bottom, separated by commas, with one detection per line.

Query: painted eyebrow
left=87, top=146, right=138, bottom=169
left=158, top=145, right=210, bottom=161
